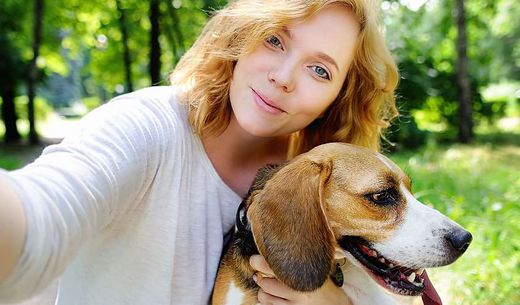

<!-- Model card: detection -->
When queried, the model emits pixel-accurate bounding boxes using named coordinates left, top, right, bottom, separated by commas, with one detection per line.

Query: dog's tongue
left=421, top=271, right=442, bottom=305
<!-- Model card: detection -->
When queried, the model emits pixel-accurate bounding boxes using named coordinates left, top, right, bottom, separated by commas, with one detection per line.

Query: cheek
left=327, top=196, right=401, bottom=242
left=294, top=82, right=341, bottom=117
left=236, top=48, right=275, bottom=76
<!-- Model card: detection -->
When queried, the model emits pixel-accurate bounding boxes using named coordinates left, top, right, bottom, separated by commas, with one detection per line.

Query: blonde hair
left=170, top=0, right=399, bottom=157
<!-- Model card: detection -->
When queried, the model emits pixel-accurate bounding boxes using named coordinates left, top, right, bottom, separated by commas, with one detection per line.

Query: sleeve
left=0, top=92, right=174, bottom=302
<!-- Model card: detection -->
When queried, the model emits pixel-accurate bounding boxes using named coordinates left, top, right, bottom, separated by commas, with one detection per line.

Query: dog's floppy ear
left=248, top=157, right=335, bottom=292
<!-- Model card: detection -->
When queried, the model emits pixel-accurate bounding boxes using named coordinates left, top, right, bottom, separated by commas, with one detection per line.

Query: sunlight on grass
left=391, top=144, right=520, bottom=305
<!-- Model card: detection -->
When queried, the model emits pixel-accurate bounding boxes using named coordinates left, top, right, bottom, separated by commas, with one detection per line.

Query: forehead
left=285, top=4, right=360, bottom=73
left=331, top=151, right=408, bottom=193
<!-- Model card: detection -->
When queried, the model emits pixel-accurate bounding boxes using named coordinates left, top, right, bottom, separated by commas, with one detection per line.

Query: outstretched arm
left=0, top=175, right=26, bottom=282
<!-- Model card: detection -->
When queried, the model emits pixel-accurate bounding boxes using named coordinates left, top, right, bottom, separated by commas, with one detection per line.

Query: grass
left=1, top=114, right=519, bottom=304
left=389, top=140, right=520, bottom=305
left=0, top=144, right=47, bottom=170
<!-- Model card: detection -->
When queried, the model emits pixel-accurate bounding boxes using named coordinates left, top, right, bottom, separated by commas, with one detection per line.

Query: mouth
left=251, top=89, right=285, bottom=114
left=339, top=236, right=426, bottom=296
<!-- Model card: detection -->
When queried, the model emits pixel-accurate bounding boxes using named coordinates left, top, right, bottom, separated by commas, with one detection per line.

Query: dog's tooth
left=407, top=272, right=416, bottom=283
left=416, top=268, right=425, bottom=275
left=378, top=257, right=386, bottom=263
left=413, top=277, right=425, bottom=286
left=389, top=263, right=394, bottom=268
left=369, top=250, right=377, bottom=257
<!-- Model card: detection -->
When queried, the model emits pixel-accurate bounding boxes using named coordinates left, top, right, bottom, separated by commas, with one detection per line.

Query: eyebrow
left=282, top=27, right=340, bottom=72
left=281, top=27, right=293, bottom=39
left=314, top=52, right=340, bottom=72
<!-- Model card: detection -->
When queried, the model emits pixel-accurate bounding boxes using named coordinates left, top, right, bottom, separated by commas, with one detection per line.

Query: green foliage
left=385, top=0, right=520, bottom=140
left=81, top=96, right=102, bottom=111
left=390, top=143, right=520, bottom=305
left=385, top=114, right=428, bottom=151
left=13, top=96, right=53, bottom=121
left=481, top=81, right=520, bottom=116
left=0, top=0, right=30, bottom=96
left=0, top=0, right=217, bottom=104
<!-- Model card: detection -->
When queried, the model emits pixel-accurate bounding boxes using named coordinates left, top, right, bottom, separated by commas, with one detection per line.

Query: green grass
left=0, top=144, right=46, bottom=170
left=389, top=141, right=520, bottom=305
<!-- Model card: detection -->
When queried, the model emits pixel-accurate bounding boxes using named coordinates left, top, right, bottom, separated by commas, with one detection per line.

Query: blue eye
left=267, top=35, right=283, bottom=49
left=311, top=66, right=330, bottom=80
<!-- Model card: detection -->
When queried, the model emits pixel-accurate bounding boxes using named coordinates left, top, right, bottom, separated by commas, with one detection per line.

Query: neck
left=202, top=116, right=288, bottom=196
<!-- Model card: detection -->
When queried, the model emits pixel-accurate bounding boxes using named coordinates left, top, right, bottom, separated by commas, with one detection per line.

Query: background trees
left=0, top=0, right=518, bottom=146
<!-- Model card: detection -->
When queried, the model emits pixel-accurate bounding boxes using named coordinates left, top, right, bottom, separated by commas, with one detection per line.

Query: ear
left=248, top=157, right=335, bottom=292
left=247, top=163, right=286, bottom=195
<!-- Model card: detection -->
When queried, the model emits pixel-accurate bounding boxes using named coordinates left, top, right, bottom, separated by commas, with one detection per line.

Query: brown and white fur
left=212, top=143, right=472, bottom=305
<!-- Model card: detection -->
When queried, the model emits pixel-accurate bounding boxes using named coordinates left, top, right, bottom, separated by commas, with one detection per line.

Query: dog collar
left=235, top=201, right=249, bottom=232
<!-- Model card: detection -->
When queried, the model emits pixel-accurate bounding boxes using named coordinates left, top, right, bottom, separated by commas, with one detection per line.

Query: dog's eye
left=366, top=188, right=399, bottom=206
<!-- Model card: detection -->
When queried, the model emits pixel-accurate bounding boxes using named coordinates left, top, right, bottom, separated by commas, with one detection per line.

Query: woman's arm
left=0, top=175, right=26, bottom=282
left=0, top=87, right=177, bottom=302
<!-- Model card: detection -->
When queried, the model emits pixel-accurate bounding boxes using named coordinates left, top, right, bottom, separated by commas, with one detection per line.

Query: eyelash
left=265, top=35, right=332, bottom=81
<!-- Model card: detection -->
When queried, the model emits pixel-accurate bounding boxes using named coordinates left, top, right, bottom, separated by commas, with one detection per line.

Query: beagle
left=212, top=143, right=472, bottom=305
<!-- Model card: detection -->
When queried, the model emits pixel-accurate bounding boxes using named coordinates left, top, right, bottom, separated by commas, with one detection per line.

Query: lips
left=251, top=89, right=285, bottom=114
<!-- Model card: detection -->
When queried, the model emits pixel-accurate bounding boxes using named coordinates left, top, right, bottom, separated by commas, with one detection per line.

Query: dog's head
left=246, top=142, right=472, bottom=295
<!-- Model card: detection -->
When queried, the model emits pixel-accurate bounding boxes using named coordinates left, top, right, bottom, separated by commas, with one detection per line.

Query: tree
left=116, top=0, right=134, bottom=92
left=0, top=36, right=22, bottom=143
left=454, top=0, right=473, bottom=143
left=0, top=0, right=28, bottom=143
left=27, top=0, right=44, bottom=144
left=150, top=0, right=161, bottom=85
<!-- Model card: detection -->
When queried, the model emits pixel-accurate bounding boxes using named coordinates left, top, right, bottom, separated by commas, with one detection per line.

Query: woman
left=0, top=0, right=398, bottom=304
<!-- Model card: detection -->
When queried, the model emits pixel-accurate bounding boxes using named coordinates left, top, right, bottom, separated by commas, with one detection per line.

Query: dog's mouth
left=340, top=236, right=426, bottom=296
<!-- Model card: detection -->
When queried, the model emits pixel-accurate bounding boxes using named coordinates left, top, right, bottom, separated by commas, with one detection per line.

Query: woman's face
left=229, top=4, right=360, bottom=138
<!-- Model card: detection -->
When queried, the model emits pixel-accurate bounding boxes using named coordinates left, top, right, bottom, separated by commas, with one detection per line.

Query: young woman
left=0, top=0, right=398, bottom=304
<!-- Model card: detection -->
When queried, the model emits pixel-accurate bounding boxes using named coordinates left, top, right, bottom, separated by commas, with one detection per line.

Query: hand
left=250, top=255, right=352, bottom=305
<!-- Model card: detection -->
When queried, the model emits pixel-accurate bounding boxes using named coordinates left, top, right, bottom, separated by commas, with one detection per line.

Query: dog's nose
left=446, top=229, right=472, bottom=253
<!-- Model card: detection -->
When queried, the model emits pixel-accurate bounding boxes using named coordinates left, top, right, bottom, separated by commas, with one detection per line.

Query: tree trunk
left=1, top=88, right=21, bottom=144
left=453, top=0, right=473, bottom=143
left=27, top=0, right=44, bottom=145
left=166, top=0, right=185, bottom=63
left=116, top=0, right=133, bottom=93
left=150, top=0, right=161, bottom=85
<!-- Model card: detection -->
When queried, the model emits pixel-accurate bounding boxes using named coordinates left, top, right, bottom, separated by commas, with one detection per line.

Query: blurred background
left=0, top=0, right=518, bottom=304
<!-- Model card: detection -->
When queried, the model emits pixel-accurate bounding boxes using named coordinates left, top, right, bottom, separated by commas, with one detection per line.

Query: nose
left=446, top=229, right=472, bottom=253
left=268, top=62, right=296, bottom=92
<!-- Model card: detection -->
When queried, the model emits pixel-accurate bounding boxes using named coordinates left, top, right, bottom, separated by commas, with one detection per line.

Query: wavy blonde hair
left=170, top=0, right=398, bottom=157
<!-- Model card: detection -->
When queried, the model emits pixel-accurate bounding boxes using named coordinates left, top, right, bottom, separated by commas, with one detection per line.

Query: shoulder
left=105, top=86, right=185, bottom=119
left=63, top=86, right=192, bottom=155
left=82, top=86, right=188, bottom=133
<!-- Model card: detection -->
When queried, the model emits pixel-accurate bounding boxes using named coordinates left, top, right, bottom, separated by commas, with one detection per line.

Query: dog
left=212, top=143, right=472, bottom=305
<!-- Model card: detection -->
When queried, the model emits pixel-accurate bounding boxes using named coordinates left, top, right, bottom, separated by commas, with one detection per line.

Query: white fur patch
left=223, top=280, right=245, bottom=305
left=340, top=259, right=399, bottom=305
left=371, top=184, right=462, bottom=267
left=376, top=154, right=398, bottom=171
